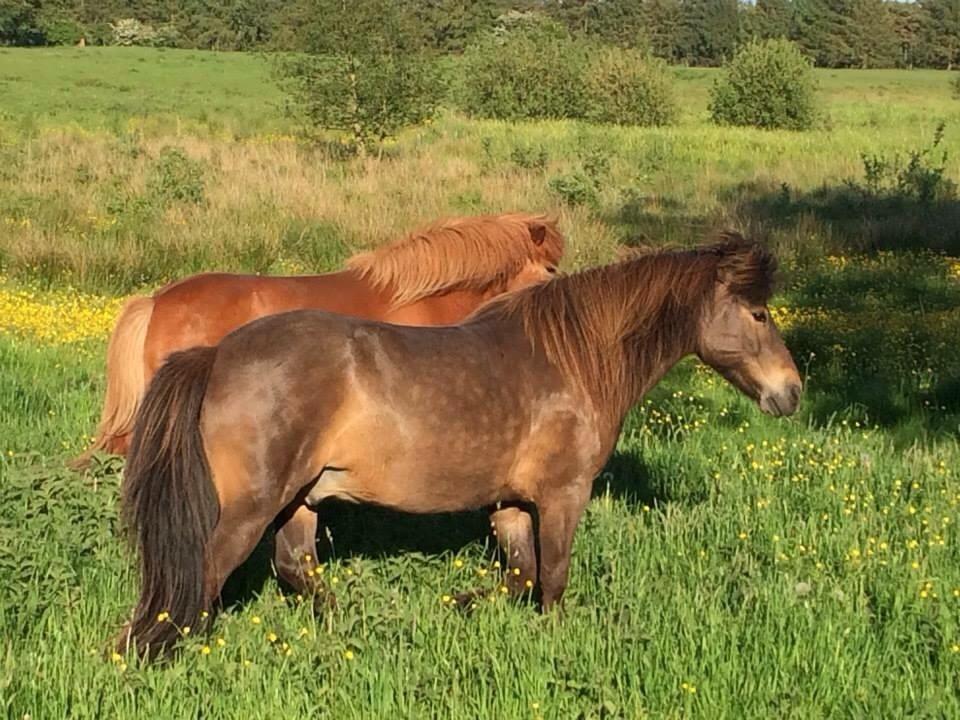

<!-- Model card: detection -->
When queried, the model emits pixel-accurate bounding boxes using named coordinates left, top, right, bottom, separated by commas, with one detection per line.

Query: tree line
left=1, top=0, right=958, bottom=69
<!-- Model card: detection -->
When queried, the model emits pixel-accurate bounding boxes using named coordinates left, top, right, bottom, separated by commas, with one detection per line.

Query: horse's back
left=145, top=271, right=382, bottom=374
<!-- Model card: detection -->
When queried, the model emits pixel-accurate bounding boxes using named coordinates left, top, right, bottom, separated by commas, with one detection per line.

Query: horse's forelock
left=710, top=232, right=777, bottom=304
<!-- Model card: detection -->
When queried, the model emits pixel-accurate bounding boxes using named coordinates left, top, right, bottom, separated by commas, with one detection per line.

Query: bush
left=277, top=0, right=441, bottom=155
left=709, top=39, right=818, bottom=130
left=854, top=123, right=956, bottom=204
left=583, top=47, right=677, bottom=126
left=146, top=147, right=206, bottom=206
left=459, top=17, right=587, bottom=121
left=280, top=52, right=440, bottom=155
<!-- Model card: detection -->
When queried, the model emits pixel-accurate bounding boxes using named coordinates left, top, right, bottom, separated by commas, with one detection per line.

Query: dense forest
left=0, top=0, right=958, bottom=69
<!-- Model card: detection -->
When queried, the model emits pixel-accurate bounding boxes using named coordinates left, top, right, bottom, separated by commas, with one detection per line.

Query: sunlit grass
left=2, top=49, right=960, bottom=719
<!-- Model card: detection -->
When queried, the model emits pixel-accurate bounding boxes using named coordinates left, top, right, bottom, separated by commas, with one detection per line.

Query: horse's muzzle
left=759, top=382, right=802, bottom=417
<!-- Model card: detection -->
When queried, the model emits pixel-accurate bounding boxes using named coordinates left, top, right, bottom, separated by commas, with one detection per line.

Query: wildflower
left=267, top=632, right=278, bottom=643
left=216, top=637, right=226, bottom=647
left=251, top=616, right=262, bottom=625
left=156, top=611, right=170, bottom=623
left=441, top=595, right=452, bottom=604
left=111, top=652, right=123, bottom=663
left=453, top=558, right=464, bottom=569
left=525, top=580, right=534, bottom=589
left=738, top=531, right=748, bottom=540
left=344, top=650, right=355, bottom=661
left=182, top=626, right=191, bottom=636
left=200, top=646, right=211, bottom=655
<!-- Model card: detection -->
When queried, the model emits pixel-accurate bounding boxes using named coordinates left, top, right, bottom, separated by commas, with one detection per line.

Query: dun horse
left=73, top=213, right=563, bottom=465
left=119, top=234, right=801, bottom=656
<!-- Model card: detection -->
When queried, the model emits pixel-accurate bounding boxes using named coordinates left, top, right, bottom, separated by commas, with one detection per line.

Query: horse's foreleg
left=273, top=503, right=322, bottom=594
left=535, top=482, right=591, bottom=610
left=490, top=505, right=537, bottom=597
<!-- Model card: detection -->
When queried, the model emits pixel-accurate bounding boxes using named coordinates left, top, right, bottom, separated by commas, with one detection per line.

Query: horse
left=73, top=213, right=564, bottom=466
left=117, top=233, right=801, bottom=657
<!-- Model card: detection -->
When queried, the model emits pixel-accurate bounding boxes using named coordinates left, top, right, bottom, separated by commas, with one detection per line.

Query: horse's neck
left=585, top=278, right=700, bottom=426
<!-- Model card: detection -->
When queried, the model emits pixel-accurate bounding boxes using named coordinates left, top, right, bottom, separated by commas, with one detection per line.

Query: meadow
left=1, top=47, right=960, bottom=718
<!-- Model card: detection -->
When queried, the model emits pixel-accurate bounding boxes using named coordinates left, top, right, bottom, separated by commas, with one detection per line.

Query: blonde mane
left=346, top=213, right=564, bottom=307
left=474, top=233, right=776, bottom=420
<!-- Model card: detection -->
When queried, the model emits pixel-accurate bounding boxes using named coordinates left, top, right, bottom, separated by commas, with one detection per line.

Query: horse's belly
left=309, top=412, right=515, bottom=513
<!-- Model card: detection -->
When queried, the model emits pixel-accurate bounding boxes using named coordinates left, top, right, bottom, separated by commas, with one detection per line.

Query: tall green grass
left=1, top=49, right=959, bottom=718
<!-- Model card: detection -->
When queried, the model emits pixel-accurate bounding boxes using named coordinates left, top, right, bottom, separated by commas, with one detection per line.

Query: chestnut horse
left=118, top=234, right=801, bottom=656
left=74, top=213, right=563, bottom=465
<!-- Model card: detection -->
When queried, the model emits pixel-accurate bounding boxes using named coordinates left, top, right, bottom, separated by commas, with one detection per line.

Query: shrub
left=709, top=39, right=818, bottom=130
left=459, top=17, right=587, bottom=121
left=583, top=48, right=677, bottom=126
left=547, top=146, right=611, bottom=207
left=146, top=147, right=206, bottom=206
left=109, top=18, right=157, bottom=46
left=277, top=0, right=441, bottom=155
left=280, top=52, right=440, bottom=155
left=854, top=123, right=956, bottom=204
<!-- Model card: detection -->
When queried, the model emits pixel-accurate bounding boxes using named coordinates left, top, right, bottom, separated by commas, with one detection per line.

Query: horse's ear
left=529, top=222, right=547, bottom=246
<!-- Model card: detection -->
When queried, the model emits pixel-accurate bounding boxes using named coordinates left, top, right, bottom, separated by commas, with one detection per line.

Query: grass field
left=2, top=48, right=960, bottom=718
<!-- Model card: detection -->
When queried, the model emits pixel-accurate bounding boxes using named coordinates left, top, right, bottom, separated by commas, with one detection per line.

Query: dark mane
left=472, top=232, right=776, bottom=419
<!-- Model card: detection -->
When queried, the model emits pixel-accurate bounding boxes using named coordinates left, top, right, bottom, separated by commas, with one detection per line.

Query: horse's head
left=503, top=218, right=564, bottom=293
left=696, top=238, right=801, bottom=417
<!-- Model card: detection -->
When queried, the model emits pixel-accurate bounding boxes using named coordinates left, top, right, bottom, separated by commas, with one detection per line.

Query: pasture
left=2, top=48, right=960, bottom=718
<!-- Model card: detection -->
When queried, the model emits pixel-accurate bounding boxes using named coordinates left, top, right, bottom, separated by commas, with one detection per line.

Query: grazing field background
left=2, top=48, right=960, bottom=718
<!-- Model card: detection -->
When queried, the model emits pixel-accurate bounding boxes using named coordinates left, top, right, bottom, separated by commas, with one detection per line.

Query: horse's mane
left=473, top=232, right=777, bottom=418
left=346, top=213, right=565, bottom=307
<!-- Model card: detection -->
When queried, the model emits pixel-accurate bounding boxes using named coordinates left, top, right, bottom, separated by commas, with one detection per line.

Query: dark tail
left=118, top=345, right=219, bottom=657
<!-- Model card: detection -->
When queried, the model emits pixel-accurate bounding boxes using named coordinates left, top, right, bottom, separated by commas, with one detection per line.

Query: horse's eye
left=546, top=265, right=558, bottom=275
left=751, top=311, right=767, bottom=323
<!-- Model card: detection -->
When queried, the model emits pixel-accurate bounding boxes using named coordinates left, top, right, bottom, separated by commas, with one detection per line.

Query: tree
left=792, top=0, right=859, bottom=67
left=919, top=0, right=960, bottom=69
left=847, top=0, right=899, bottom=68
left=644, top=0, right=683, bottom=62
left=0, top=0, right=44, bottom=45
left=741, top=0, right=793, bottom=42
left=677, top=0, right=739, bottom=66
left=889, top=1, right=927, bottom=67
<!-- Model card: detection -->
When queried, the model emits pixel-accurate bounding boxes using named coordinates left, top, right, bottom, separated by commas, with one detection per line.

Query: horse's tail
left=71, top=295, right=154, bottom=469
left=118, top=345, right=219, bottom=657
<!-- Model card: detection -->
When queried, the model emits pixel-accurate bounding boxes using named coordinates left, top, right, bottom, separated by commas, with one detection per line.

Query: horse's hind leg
left=490, top=506, right=537, bottom=596
left=273, top=502, right=323, bottom=595
left=203, top=495, right=278, bottom=611
left=454, top=505, right=537, bottom=608
left=202, top=447, right=284, bottom=613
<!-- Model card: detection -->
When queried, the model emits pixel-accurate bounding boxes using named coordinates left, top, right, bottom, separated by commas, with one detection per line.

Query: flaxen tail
left=118, top=345, right=219, bottom=657
left=71, top=295, right=154, bottom=469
